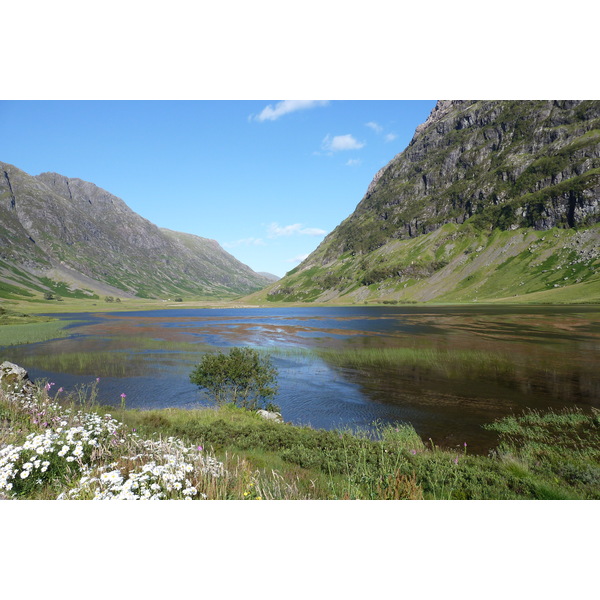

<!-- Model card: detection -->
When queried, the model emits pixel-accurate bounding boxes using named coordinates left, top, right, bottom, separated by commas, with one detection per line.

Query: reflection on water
left=3, top=305, right=600, bottom=454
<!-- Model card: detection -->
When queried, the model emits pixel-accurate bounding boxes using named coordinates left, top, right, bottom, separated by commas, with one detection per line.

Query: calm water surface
left=3, top=305, right=600, bottom=453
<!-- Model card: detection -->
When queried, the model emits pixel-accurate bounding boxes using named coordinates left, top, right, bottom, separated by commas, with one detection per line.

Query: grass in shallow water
left=0, top=320, right=74, bottom=347
left=315, top=346, right=517, bottom=380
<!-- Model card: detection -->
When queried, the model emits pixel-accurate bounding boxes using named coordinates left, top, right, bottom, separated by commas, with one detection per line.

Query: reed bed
left=0, top=320, right=74, bottom=347
left=315, top=346, right=517, bottom=380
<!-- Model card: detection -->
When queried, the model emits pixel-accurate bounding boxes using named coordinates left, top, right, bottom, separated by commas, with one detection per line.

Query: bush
left=190, top=347, right=279, bottom=411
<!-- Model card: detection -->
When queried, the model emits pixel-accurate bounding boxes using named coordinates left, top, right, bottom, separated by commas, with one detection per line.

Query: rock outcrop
left=326, top=100, right=600, bottom=259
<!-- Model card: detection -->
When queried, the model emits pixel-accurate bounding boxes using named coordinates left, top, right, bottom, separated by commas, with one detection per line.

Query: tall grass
left=316, top=347, right=517, bottom=380
left=0, top=321, right=74, bottom=347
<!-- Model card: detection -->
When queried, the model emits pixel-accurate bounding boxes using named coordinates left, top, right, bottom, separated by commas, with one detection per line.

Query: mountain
left=0, top=162, right=271, bottom=300
left=257, top=100, right=600, bottom=304
left=257, top=272, right=280, bottom=282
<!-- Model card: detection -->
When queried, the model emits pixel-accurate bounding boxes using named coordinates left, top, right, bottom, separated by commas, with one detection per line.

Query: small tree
left=190, top=347, right=278, bottom=411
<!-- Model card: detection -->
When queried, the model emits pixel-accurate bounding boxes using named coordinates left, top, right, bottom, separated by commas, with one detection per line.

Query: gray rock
left=0, top=361, right=31, bottom=388
left=256, top=409, right=284, bottom=423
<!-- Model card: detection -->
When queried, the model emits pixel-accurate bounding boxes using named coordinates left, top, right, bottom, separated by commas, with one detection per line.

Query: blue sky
left=0, top=100, right=436, bottom=277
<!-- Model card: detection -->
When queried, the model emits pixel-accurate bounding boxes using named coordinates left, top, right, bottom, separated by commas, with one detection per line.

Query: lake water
left=3, top=305, right=600, bottom=454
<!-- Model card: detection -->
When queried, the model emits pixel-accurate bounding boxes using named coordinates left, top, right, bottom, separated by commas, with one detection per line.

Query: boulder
left=0, top=361, right=34, bottom=392
left=256, top=409, right=284, bottom=423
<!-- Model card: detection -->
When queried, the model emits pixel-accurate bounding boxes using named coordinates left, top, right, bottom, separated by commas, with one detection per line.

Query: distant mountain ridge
left=0, top=162, right=271, bottom=300
left=256, top=100, right=600, bottom=304
left=257, top=272, right=280, bottom=282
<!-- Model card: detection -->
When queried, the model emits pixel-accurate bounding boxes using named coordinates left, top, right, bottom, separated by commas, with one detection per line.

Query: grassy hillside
left=250, top=223, right=600, bottom=305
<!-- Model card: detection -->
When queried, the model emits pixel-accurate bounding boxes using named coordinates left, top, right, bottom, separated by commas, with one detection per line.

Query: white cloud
left=321, top=134, right=365, bottom=152
left=252, top=100, right=329, bottom=122
left=223, top=237, right=266, bottom=248
left=345, top=158, right=362, bottom=167
left=267, top=223, right=327, bottom=238
left=286, top=254, right=309, bottom=264
left=268, top=223, right=302, bottom=237
left=365, top=121, right=397, bottom=143
left=365, top=121, right=383, bottom=134
left=299, top=226, right=328, bottom=236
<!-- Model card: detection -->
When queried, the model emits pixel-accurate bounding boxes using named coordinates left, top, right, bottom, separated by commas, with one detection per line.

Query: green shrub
left=190, top=347, right=279, bottom=410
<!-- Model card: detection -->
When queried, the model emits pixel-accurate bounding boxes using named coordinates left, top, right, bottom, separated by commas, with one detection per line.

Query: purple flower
left=410, top=449, right=417, bottom=455
left=453, top=457, right=459, bottom=465
left=57, top=387, right=64, bottom=393
left=197, top=445, right=203, bottom=452
left=120, top=393, right=126, bottom=399
left=96, top=378, right=100, bottom=383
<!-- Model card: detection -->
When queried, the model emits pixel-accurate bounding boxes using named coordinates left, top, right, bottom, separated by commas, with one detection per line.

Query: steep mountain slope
left=259, top=100, right=600, bottom=304
left=0, top=162, right=271, bottom=300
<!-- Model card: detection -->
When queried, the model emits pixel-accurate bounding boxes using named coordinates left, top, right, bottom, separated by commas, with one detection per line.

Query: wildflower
left=197, top=446, right=203, bottom=452
left=57, top=388, right=64, bottom=394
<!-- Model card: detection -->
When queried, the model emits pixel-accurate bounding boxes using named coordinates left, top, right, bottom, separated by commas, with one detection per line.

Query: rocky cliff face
left=326, top=100, right=600, bottom=259
left=258, top=100, right=600, bottom=304
left=0, top=162, right=271, bottom=299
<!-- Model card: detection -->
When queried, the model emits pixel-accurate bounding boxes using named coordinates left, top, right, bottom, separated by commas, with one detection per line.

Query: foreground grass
left=2, top=374, right=598, bottom=500
left=0, top=380, right=300, bottom=500
left=115, top=404, right=600, bottom=500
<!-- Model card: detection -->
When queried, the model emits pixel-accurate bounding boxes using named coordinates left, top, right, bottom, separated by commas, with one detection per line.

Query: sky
left=0, top=100, right=436, bottom=277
